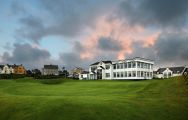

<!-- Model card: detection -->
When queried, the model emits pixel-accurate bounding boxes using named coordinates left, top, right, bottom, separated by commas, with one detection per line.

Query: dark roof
left=156, top=66, right=186, bottom=74
left=99, top=66, right=105, bottom=69
left=81, top=71, right=89, bottom=74
left=184, top=68, right=188, bottom=73
left=90, top=61, right=112, bottom=66
left=90, top=62, right=100, bottom=66
left=44, top=65, right=58, bottom=69
left=153, top=71, right=157, bottom=74
left=91, top=71, right=96, bottom=74
left=0, top=65, right=4, bottom=69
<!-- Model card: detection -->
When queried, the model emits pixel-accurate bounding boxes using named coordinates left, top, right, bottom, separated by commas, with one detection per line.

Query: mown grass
left=0, top=77, right=188, bottom=120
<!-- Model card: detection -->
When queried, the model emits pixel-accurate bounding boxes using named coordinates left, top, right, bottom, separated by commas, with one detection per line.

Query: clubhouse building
left=89, top=57, right=154, bottom=80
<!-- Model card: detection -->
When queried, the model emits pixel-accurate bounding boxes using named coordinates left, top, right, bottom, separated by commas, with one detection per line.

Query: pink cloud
left=79, top=15, right=161, bottom=60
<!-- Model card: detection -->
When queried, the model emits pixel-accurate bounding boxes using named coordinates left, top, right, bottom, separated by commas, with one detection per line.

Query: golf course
left=0, top=77, right=188, bottom=120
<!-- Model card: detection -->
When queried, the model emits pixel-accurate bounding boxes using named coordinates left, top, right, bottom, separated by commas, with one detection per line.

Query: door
left=97, top=69, right=102, bottom=79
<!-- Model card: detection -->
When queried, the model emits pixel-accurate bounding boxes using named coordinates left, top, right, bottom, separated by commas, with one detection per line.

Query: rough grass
left=0, top=77, right=188, bottom=120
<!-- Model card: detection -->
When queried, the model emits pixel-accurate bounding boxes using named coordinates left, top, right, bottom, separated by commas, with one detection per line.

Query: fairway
left=0, top=77, right=188, bottom=120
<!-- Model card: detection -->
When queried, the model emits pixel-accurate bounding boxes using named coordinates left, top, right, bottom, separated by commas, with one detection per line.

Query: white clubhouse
left=89, top=57, right=154, bottom=80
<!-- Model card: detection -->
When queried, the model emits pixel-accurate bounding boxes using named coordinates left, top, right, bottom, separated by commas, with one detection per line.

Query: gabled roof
left=156, top=66, right=186, bottom=74
left=44, top=65, right=58, bottom=69
left=0, top=65, right=4, bottom=69
left=81, top=71, right=89, bottom=74
left=90, top=60, right=112, bottom=66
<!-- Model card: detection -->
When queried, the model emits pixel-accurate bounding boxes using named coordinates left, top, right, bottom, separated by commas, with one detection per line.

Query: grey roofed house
left=0, top=65, right=4, bottom=69
left=90, top=60, right=112, bottom=66
left=156, top=66, right=186, bottom=74
left=81, top=71, right=89, bottom=74
left=154, top=66, right=187, bottom=79
left=43, top=65, right=59, bottom=75
left=44, top=65, right=58, bottom=69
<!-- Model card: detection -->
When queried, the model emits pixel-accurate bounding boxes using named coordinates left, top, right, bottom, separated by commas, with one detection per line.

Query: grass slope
left=0, top=77, right=188, bottom=120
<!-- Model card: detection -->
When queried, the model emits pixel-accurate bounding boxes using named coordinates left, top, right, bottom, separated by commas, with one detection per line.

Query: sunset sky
left=0, top=0, right=188, bottom=70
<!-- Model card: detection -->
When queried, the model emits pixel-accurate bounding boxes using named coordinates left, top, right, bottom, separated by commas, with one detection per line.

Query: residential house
left=1, top=64, right=14, bottom=74
left=89, top=57, right=154, bottom=80
left=0, top=65, right=3, bottom=73
left=13, top=64, right=26, bottom=74
left=70, top=67, right=84, bottom=78
left=154, top=66, right=187, bottom=78
left=79, top=71, right=89, bottom=80
left=42, top=65, right=59, bottom=75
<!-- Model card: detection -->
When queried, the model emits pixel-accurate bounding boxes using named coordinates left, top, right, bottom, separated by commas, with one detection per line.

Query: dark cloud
left=98, top=37, right=123, bottom=51
left=59, top=52, right=84, bottom=69
left=15, top=15, right=46, bottom=43
left=2, top=43, right=51, bottom=68
left=155, top=32, right=188, bottom=62
left=10, top=1, right=27, bottom=15
left=127, top=41, right=156, bottom=60
left=15, top=0, right=117, bottom=43
left=126, top=32, right=188, bottom=67
left=119, top=0, right=188, bottom=27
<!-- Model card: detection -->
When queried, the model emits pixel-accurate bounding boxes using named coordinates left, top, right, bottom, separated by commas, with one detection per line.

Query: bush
left=0, top=74, right=26, bottom=79
left=34, top=75, right=62, bottom=79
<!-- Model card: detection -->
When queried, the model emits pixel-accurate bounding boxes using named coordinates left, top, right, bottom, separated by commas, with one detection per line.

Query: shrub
left=34, top=75, right=62, bottom=79
left=0, top=74, right=26, bottom=79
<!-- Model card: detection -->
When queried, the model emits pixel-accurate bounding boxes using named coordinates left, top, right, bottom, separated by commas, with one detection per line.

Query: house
left=1, top=64, right=14, bottom=74
left=0, top=65, right=3, bottom=74
left=89, top=57, right=154, bottom=80
left=42, top=65, right=59, bottom=75
left=154, top=66, right=187, bottom=78
left=13, top=64, right=26, bottom=74
left=70, top=67, right=84, bottom=79
left=79, top=71, right=89, bottom=80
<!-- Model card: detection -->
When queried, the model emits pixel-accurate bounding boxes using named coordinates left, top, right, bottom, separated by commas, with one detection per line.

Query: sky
left=0, top=0, right=188, bottom=70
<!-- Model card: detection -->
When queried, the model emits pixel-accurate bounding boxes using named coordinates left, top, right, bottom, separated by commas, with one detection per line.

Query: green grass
left=0, top=77, right=188, bottom=120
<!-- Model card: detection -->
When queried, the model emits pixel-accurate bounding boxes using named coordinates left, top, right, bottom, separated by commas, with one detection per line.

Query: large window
left=141, top=62, right=143, bottom=68
left=117, top=72, right=120, bottom=77
left=133, top=71, right=136, bottom=77
left=105, top=65, right=110, bottom=70
left=113, top=64, right=116, bottom=69
left=137, top=71, right=141, bottom=77
left=137, top=62, right=141, bottom=68
left=120, top=63, right=123, bottom=69
left=141, top=71, right=144, bottom=77
left=106, top=73, right=110, bottom=78
left=128, top=62, right=131, bottom=68
left=125, top=71, right=127, bottom=77
left=124, top=63, right=127, bottom=68
left=128, top=71, right=131, bottom=77
left=117, top=64, right=120, bottom=69
left=113, top=72, right=116, bottom=78
left=147, top=72, right=149, bottom=77
left=121, top=72, right=124, bottom=77
left=133, top=62, right=136, bottom=68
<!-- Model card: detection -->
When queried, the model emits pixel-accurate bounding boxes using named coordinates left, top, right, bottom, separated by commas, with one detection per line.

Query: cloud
left=2, top=43, right=51, bottom=69
left=14, top=0, right=119, bottom=43
left=15, top=15, right=46, bottom=43
left=155, top=32, right=188, bottom=63
left=98, top=37, right=123, bottom=51
left=79, top=15, right=160, bottom=60
left=119, top=0, right=188, bottom=28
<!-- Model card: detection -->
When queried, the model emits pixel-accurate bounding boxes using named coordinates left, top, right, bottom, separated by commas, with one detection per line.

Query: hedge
left=0, top=74, right=26, bottom=79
